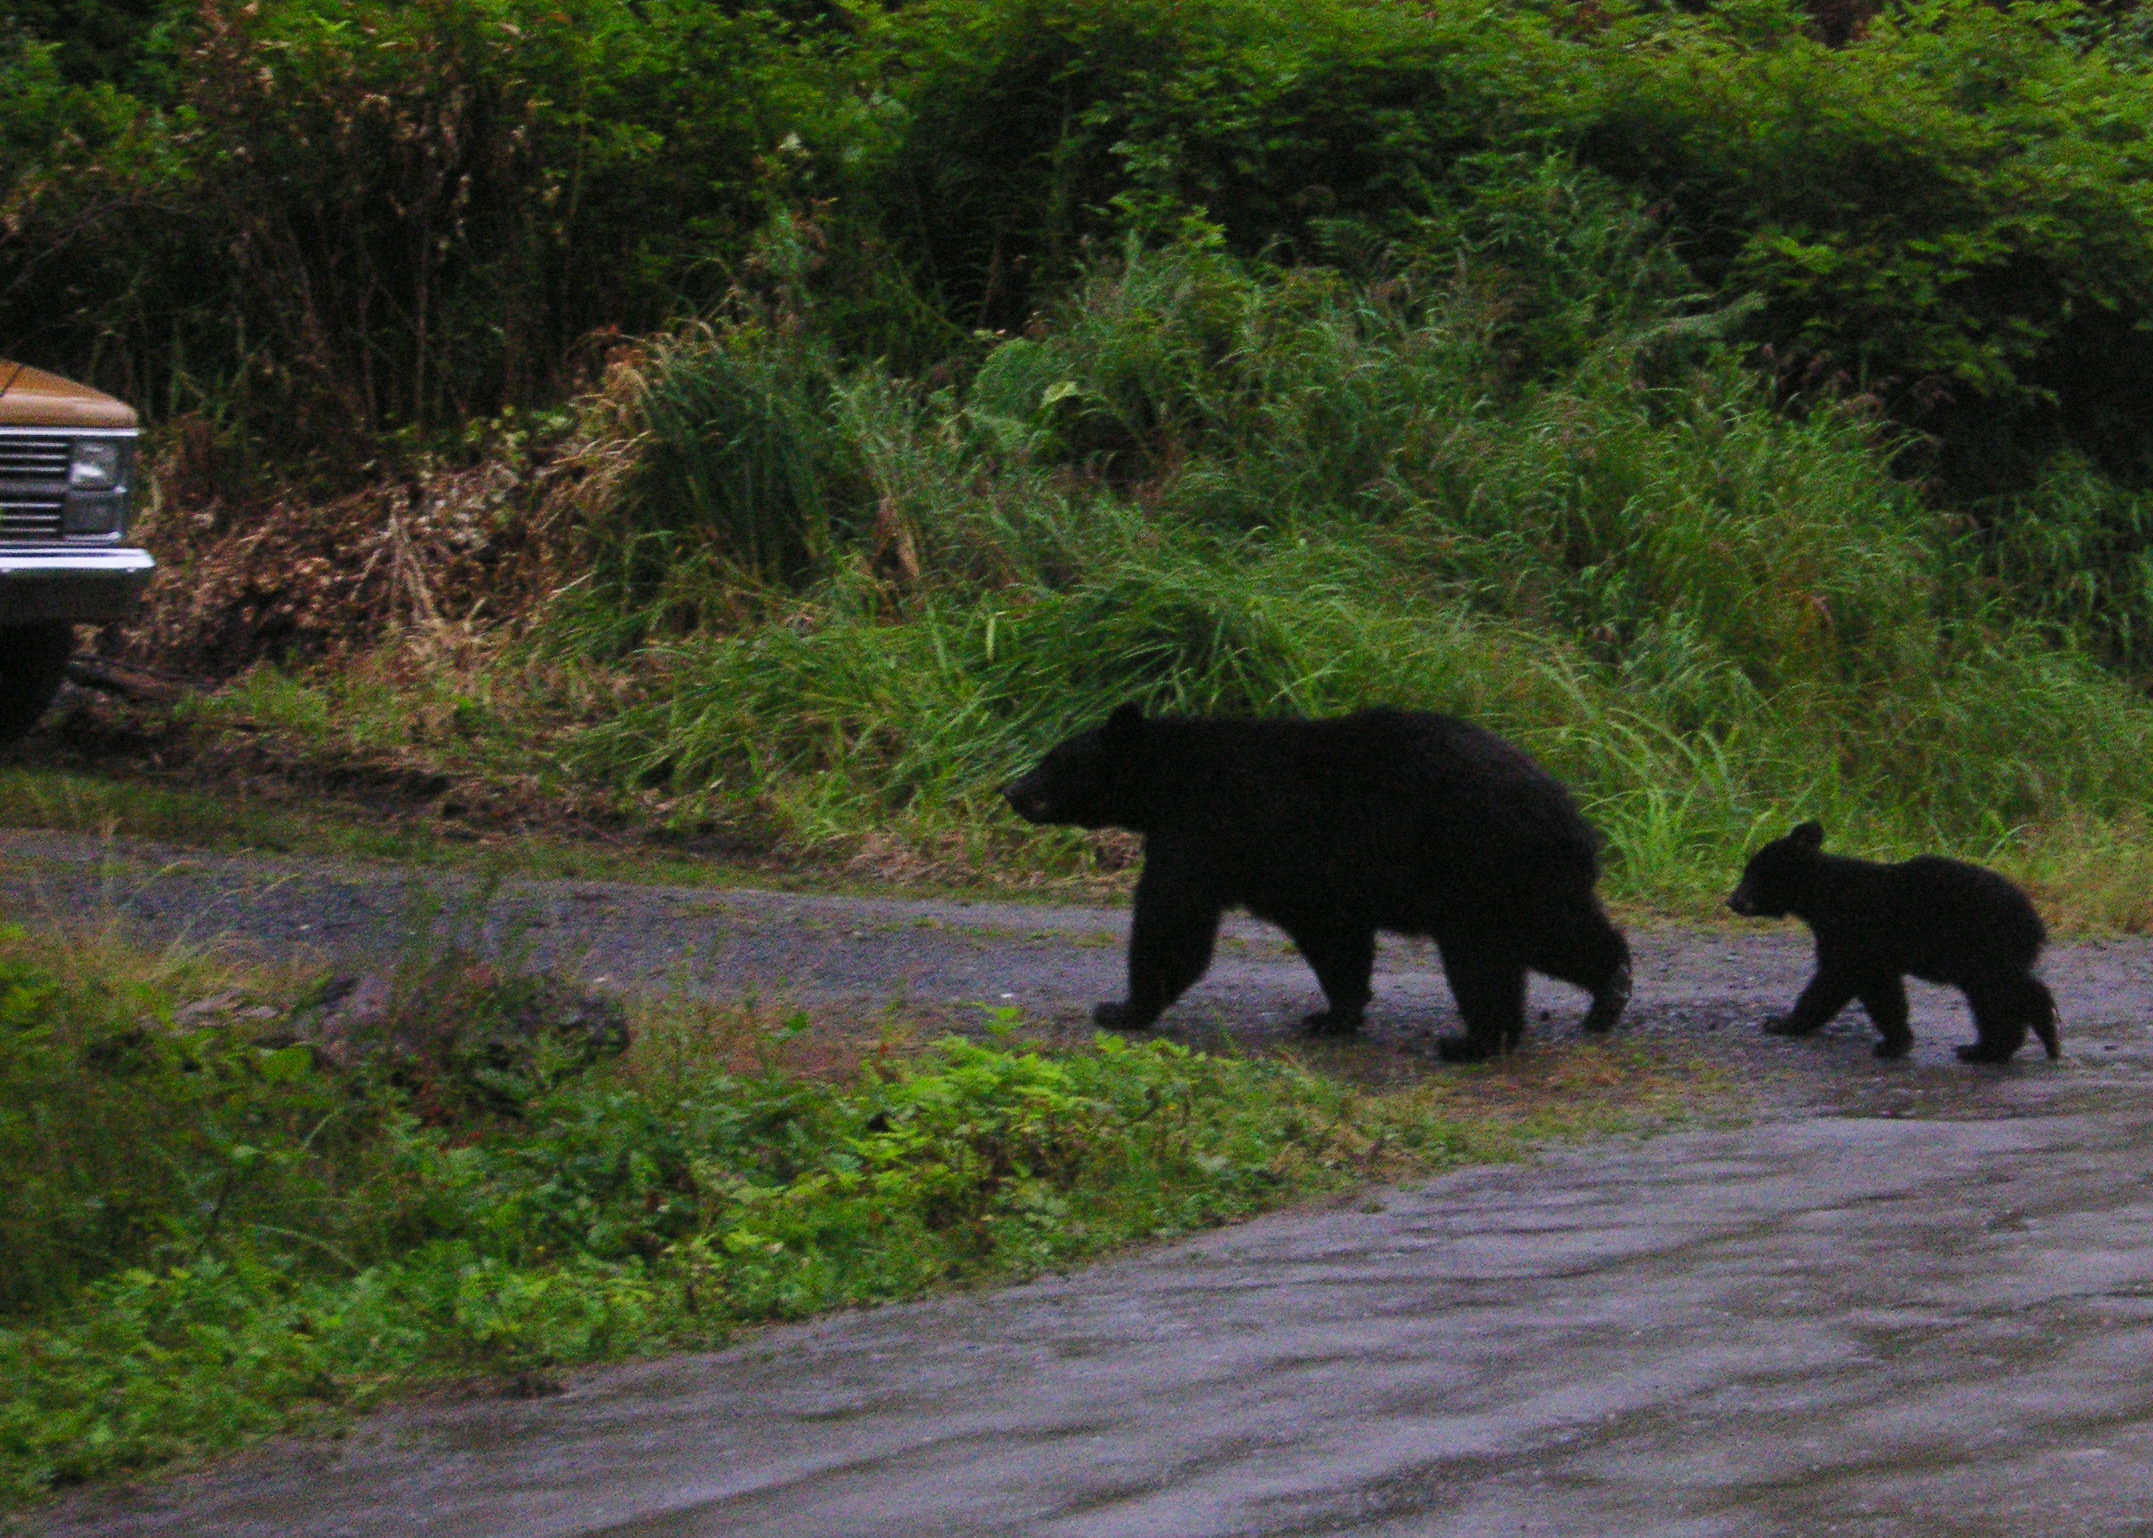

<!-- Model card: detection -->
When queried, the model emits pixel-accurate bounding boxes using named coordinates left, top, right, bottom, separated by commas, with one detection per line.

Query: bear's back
left=1885, top=855, right=2046, bottom=975
left=1143, top=708, right=1600, bottom=910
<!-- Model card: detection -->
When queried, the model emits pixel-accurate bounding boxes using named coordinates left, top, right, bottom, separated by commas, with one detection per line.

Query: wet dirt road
left=14, top=830, right=2153, bottom=1537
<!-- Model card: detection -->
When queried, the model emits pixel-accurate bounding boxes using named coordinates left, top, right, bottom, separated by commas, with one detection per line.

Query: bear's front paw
left=1301, top=1008, right=1363, bottom=1038
left=1762, top=1015, right=1817, bottom=1037
left=1581, top=961, right=1632, bottom=1034
left=1873, top=1036, right=1914, bottom=1060
left=1953, top=1041, right=2014, bottom=1065
left=1434, top=1031, right=1501, bottom=1064
left=1092, top=1001, right=1152, bottom=1030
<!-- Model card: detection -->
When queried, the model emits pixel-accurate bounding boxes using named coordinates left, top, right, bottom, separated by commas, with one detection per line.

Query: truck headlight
left=69, top=439, right=124, bottom=489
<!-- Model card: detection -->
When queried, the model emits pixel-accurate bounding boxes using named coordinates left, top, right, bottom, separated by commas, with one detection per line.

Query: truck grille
left=1, top=497, right=65, bottom=542
left=0, top=438, right=71, bottom=478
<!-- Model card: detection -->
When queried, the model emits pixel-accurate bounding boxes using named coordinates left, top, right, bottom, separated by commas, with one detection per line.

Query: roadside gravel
left=5, top=826, right=2150, bottom=1106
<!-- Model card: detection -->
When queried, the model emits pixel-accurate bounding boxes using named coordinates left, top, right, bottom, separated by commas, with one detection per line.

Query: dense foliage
left=4, top=0, right=833, bottom=458
left=12, top=0, right=2153, bottom=911
left=12, top=0, right=2153, bottom=488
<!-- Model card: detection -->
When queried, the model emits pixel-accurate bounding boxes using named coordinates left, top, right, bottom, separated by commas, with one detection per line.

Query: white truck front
left=0, top=361, right=154, bottom=742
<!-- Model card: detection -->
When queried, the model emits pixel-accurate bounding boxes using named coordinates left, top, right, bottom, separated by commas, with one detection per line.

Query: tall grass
left=493, top=231, right=2153, bottom=917
left=610, top=330, right=857, bottom=597
left=1969, top=450, right=2153, bottom=674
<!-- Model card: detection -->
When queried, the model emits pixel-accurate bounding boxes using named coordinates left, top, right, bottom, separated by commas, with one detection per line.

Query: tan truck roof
left=0, top=361, right=138, bottom=430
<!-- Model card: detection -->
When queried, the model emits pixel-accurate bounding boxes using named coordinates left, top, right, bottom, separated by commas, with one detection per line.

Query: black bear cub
left=1727, top=821, right=2059, bottom=1063
left=1003, top=703, right=1630, bottom=1062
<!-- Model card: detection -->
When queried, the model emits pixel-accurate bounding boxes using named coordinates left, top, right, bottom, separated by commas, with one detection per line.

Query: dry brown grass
left=100, top=346, right=661, bottom=682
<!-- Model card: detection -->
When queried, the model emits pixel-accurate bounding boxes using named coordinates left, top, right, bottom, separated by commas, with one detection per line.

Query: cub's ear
left=1788, top=820, right=1825, bottom=849
left=1102, top=701, right=1146, bottom=747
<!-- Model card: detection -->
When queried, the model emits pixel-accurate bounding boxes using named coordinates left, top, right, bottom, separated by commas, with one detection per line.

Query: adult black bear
left=1727, top=821, right=2060, bottom=1063
left=1002, top=704, right=1631, bottom=1062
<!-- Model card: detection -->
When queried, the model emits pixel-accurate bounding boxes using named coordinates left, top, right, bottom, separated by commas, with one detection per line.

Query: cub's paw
left=1873, top=1036, right=1914, bottom=1060
left=1581, top=961, right=1632, bottom=1034
left=1954, top=1041, right=2015, bottom=1065
left=1301, top=1008, right=1364, bottom=1038
left=1091, top=1002, right=1152, bottom=1031
left=1762, top=1015, right=1818, bottom=1038
left=1434, top=1031, right=1501, bottom=1064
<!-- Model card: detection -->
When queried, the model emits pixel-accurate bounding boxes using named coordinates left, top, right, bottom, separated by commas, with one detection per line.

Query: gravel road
left=12, top=827, right=2153, bottom=1537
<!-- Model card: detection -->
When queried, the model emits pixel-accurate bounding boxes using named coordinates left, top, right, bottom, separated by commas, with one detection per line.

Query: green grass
left=0, top=921, right=1723, bottom=1507
left=546, top=240, right=2153, bottom=929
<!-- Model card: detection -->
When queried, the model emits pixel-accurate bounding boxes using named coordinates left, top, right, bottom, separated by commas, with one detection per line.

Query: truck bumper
left=0, top=547, right=156, bottom=625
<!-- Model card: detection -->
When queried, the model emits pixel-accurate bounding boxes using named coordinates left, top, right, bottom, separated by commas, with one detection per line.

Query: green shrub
left=1, top=0, right=187, bottom=88
left=0, top=930, right=349, bottom=1316
left=875, top=0, right=1571, bottom=323
left=1, top=0, right=837, bottom=463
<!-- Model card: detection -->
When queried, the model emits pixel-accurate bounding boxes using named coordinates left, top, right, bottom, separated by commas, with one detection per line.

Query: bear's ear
left=1102, top=701, right=1146, bottom=748
left=1788, top=820, right=1825, bottom=849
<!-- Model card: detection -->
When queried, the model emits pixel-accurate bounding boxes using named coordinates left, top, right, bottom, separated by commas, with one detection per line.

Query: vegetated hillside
left=10, top=0, right=2153, bottom=918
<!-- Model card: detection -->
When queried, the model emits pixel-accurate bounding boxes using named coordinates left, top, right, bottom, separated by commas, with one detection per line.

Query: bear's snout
left=1727, top=885, right=1757, bottom=916
left=1003, top=779, right=1051, bottom=824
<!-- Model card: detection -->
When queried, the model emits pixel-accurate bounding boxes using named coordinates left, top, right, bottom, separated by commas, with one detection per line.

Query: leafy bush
left=1, top=0, right=187, bottom=87
left=875, top=0, right=1571, bottom=323
left=0, top=928, right=350, bottom=1317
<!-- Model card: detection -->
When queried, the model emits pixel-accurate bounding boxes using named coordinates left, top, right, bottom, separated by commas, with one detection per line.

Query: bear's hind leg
left=1957, top=975, right=2046, bottom=1064
left=1581, top=955, right=1632, bottom=1035
left=1524, top=897, right=1631, bottom=1034
left=1281, top=920, right=1376, bottom=1037
left=1433, top=938, right=1528, bottom=1064
left=2027, top=977, right=2061, bottom=1060
left=1856, top=975, right=1913, bottom=1059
